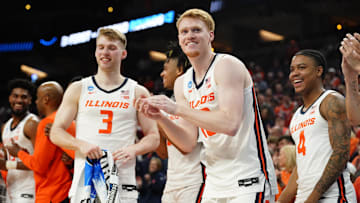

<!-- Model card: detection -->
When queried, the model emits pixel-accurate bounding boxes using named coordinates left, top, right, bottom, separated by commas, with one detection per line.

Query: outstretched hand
left=340, top=33, right=360, bottom=74
left=112, top=146, right=136, bottom=166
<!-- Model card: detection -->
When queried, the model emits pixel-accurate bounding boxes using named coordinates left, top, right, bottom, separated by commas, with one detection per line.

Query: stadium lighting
left=20, top=64, right=48, bottom=80
left=259, top=29, right=284, bottom=42
left=149, top=50, right=166, bottom=61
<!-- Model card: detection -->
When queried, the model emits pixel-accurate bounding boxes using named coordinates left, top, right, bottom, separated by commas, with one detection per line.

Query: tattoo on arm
left=316, top=94, right=350, bottom=196
left=349, top=79, right=360, bottom=108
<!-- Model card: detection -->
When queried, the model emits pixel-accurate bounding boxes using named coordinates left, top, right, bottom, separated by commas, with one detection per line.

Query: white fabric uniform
left=182, top=53, right=277, bottom=199
left=162, top=114, right=204, bottom=203
left=289, top=90, right=356, bottom=203
left=69, top=76, right=138, bottom=202
left=2, top=113, right=37, bottom=202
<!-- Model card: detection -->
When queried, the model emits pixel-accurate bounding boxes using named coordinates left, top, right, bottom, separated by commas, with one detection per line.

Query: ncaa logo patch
left=187, top=81, right=192, bottom=89
left=87, top=86, right=95, bottom=94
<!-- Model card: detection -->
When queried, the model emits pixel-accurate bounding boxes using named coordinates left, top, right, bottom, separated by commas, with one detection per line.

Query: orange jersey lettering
left=189, top=92, right=215, bottom=109
left=85, top=100, right=130, bottom=109
left=291, top=117, right=316, bottom=134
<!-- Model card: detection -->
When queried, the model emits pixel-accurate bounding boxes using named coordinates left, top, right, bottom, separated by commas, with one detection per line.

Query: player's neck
left=190, top=51, right=215, bottom=83
left=94, top=70, right=125, bottom=90
left=11, top=112, right=28, bottom=128
left=302, top=86, right=325, bottom=109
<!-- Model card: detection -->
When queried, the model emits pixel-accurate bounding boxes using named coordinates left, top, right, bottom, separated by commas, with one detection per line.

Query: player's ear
left=44, top=95, right=50, bottom=104
left=176, top=66, right=184, bottom=76
left=121, top=50, right=127, bottom=60
left=317, top=66, right=323, bottom=78
left=209, top=31, right=214, bottom=43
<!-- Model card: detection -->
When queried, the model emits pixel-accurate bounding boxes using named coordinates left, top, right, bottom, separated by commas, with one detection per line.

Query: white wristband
left=6, top=161, right=17, bottom=170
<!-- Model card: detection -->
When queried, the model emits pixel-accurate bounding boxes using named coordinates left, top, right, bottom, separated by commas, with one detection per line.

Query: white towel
left=83, top=150, right=120, bottom=203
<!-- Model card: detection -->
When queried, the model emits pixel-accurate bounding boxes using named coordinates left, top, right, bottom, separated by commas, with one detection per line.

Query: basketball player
left=6, top=81, right=73, bottom=202
left=158, top=42, right=204, bottom=203
left=277, top=49, right=356, bottom=203
left=136, top=8, right=277, bottom=202
left=1, top=78, right=38, bottom=202
left=339, top=33, right=360, bottom=125
left=50, top=28, right=159, bottom=202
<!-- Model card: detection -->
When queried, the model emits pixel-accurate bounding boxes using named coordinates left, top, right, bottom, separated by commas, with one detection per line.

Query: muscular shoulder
left=63, top=81, right=82, bottom=102
left=173, top=75, right=186, bottom=103
left=320, top=91, right=346, bottom=121
left=24, top=116, right=39, bottom=139
left=135, top=84, right=151, bottom=99
left=25, top=117, right=39, bottom=129
left=214, top=54, right=252, bottom=87
left=66, top=80, right=82, bottom=94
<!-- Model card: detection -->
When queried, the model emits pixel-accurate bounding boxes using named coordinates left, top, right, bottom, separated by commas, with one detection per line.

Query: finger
left=339, top=46, right=346, bottom=55
left=112, top=150, right=125, bottom=160
left=134, top=98, right=142, bottom=110
left=354, top=32, right=360, bottom=41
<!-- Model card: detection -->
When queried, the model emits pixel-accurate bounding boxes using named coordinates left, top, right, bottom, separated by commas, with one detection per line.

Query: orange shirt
left=280, top=170, right=291, bottom=187
left=353, top=177, right=360, bottom=203
left=18, top=112, right=75, bottom=203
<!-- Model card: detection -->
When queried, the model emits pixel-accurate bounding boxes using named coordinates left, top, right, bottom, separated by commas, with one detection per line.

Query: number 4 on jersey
left=297, top=130, right=306, bottom=156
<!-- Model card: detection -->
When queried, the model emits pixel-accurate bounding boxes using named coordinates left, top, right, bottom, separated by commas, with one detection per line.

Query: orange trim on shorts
left=196, top=164, right=206, bottom=203
left=252, top=87, right=269, bottom=180
left=337, top=175, right=347, bottom=203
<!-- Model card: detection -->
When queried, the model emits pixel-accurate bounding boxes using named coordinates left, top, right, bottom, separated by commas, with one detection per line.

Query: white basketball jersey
left=164, top=114, right=204, bottom=192
left=69, top=76, right=138, bottom=200
left=290, top=90, right=355, bottom=202
left=182, top=54, right=277, bottom=198
left=2, top=113, right=37, bottom=200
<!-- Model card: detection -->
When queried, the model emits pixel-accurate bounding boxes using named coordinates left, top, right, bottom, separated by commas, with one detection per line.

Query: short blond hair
left=97, top=28, right=127, bottom=48
left=280, top=145, right=296, bottom=172
left=176, top=8, right=215, bottom=32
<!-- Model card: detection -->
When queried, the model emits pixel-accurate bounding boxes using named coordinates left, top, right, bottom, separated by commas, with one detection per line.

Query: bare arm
left=135, top=76, right=199, bottom=153
left=157, top=122, right=189, bottom=156
left=50, top=81, right=102, bottom=159
left=112, top=85, right=160, bottom=162
left=277, top=166, right=298, bottom=203
left=23, top=117, right=38, bottom=147
left=155, top=126, right=168, bottom=159
left=175, top=55, right=248, bottom=136
left=305, top=93, right=351, bottom=202
left=340, top=33, right=360, bottom=125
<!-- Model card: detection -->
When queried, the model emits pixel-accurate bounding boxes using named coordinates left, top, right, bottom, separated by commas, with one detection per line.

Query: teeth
left=294, top=80, right=302, bottom=83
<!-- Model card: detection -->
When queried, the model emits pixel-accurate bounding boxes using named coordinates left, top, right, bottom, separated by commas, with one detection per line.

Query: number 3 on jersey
left=297, top=130, right=306, bottom=156
left=99, top=110, right=113, bottom=134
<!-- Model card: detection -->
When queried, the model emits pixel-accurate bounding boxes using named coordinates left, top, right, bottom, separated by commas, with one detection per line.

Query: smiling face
left=177, top=17, right=214, bottom=58
left=9, top=88, right=31, bottom=117
left=160, top=58, right=182, bottom=90
left=95, top=35, right=127, bottom=71
left=289, top=55, right=323, bottom=95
